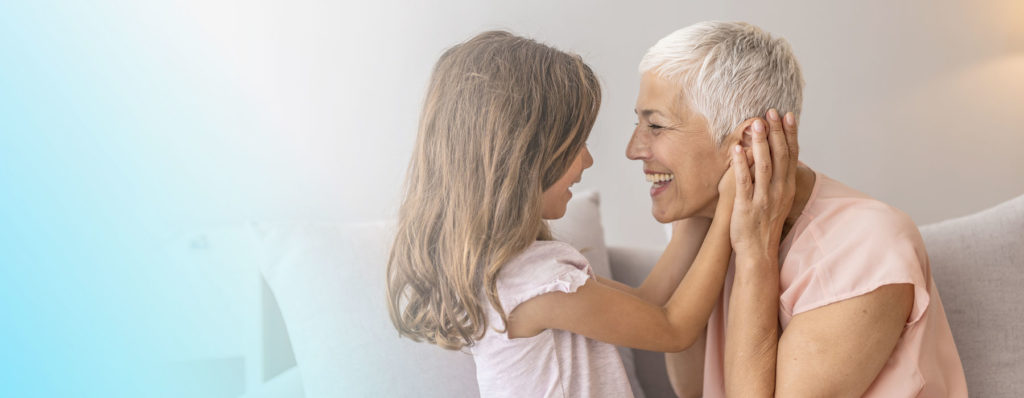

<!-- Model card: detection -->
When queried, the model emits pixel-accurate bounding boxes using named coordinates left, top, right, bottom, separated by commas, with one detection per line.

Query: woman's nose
left=626, top=128, right=650, bottom=160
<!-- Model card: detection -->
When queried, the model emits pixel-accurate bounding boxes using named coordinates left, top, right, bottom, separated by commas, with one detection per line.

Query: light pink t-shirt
left=703, top=170, right=967, bottom=397
left=470, top=240, right=634, bottom=398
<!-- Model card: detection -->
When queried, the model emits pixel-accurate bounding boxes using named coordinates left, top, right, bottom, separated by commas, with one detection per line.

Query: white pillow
left=258, top=190, right=644, bottom=397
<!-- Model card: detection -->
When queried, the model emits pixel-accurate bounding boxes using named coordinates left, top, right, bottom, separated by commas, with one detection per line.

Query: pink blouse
left=470, top=240, right=634, bottom=397
left=702, top=170, right=967, bottom=397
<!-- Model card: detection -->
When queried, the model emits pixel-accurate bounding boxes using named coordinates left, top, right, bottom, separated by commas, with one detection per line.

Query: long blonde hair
left=385, top=31, right=601, bottom=350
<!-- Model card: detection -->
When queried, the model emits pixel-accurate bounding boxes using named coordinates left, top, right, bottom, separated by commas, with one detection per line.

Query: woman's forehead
left=637, top=72, right=698, bottom=121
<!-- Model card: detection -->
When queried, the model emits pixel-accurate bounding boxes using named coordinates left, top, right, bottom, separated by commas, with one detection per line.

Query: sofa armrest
left=607, top=245, right=678, bottom=398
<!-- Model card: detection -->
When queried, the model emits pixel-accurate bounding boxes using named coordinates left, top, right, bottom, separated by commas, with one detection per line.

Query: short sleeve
left=783, top=211, right=931, bottom=327
left=496, top=240, right=594, bottom=314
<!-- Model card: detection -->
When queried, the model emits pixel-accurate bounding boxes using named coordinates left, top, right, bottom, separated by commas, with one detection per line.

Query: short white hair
left=639, top=21, right=805, bottom=145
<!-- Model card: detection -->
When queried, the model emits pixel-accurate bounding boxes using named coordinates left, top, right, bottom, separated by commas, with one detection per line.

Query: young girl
left=386, top=31, right=790, bottom=397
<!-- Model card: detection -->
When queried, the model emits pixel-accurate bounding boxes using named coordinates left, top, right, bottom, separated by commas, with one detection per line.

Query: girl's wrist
left=713, top=197, right=733, bottom=218
left=734, top=251, right=779, bottom=270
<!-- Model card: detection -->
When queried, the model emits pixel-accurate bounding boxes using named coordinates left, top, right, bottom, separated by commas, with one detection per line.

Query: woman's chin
left=651, top=206, right=680, bottom=224
left=653, top=200, right=703, bottom=223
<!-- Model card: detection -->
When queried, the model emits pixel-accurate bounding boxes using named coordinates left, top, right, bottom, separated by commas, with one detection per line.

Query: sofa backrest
left=919, top=194, right=1024, bottom=397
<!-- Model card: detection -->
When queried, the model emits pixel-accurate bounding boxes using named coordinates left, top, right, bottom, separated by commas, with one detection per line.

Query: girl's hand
left=717, top=156, right=737, bottom=211
left=728, top=110, right=799, bottom=263
left=708, top=155, right=738, bottom=230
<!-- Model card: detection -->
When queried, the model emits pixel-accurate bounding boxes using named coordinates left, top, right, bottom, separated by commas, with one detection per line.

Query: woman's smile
left=645, top=170, right=675, bottom=197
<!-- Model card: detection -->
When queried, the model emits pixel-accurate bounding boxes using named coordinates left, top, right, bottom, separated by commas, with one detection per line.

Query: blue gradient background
left=2, top=1, right=1021, bottom=397
left=1, top=2, right=265, bottom=396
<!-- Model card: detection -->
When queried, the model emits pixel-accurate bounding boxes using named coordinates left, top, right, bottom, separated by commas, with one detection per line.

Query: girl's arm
left=594, top=217, right=712, bottom=306
left=507, top=169, right=736, bottom=352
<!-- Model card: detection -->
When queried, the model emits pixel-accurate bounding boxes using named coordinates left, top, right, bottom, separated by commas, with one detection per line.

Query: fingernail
left=768, top=109, right=779, bottom=121
left=753, top=120, right=765, bottom=133
left=785, top=112, right=795, bottom=126
left=734, top=145, right=742, bottom=153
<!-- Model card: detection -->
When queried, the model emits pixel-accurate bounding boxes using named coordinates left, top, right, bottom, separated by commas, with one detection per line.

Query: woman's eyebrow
left=634, top=108, right=666, bottom=117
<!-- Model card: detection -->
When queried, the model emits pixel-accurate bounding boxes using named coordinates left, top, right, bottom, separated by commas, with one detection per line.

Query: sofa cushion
left=919, top=193, right=1024, bottom=397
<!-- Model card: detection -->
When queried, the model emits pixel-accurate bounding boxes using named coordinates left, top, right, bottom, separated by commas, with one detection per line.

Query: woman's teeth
left=645, top=173, right=674, bottom=184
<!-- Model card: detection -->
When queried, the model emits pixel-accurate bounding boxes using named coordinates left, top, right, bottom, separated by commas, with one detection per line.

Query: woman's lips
left=650, top=180, right=671, bottom=197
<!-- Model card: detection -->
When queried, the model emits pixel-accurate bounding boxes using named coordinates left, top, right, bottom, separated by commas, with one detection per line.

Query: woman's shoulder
left=802, top=172, right=920, bottom=242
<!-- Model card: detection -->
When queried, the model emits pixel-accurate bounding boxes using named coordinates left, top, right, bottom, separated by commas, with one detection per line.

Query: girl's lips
left=650, top=180, right=671, bottom=197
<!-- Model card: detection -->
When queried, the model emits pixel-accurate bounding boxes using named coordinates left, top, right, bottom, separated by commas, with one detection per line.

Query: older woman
left=627, top=22, right=967, bottom=397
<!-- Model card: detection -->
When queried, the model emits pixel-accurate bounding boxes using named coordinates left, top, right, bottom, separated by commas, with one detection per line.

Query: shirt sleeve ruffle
left=498, top=241, right=594, bottom=314
left=508, top=267, right=592, bottom=312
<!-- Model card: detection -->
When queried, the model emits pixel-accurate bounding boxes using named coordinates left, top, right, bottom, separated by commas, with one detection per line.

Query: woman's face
left=541, top=145, right=594, bottom=219
left=626, top=72, right=732, bottom=222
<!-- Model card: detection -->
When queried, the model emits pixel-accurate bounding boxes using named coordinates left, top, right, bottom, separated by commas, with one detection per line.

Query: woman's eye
left=635, top=122, right=664, bottom=135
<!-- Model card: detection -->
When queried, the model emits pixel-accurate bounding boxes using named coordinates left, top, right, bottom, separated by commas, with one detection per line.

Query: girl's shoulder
left=502, top=240, right=590, bottom=278
left=494, top=240, right=593, bottom=311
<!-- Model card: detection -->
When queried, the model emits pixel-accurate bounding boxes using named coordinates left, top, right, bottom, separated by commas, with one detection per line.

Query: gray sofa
left=248, top=193, right=1023, bottom=398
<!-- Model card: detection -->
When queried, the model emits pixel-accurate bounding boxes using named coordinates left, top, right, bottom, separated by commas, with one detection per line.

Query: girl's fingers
left=732, top=145, right=752, bottom=202
left=749, top=119, right=771, bottom=200
left=784, top=111, right=800, bottom=181
left=766, top=109, right=789, bottom=184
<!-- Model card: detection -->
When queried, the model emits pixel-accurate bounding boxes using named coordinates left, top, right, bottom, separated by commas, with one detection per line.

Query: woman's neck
left=781, top=165, right=816, bottom=240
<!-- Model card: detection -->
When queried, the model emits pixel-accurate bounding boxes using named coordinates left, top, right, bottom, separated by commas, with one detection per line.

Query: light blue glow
left=1, top=2, right=270, bottom=396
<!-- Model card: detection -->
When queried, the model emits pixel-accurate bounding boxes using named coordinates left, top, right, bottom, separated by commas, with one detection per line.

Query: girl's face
left=541, top=145, right=594, bottom=219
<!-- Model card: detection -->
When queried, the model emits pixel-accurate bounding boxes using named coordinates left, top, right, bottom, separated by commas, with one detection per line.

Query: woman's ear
left=729, top=117, right=761, bottom=149
left=725, top=117, right=762, bottom=166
